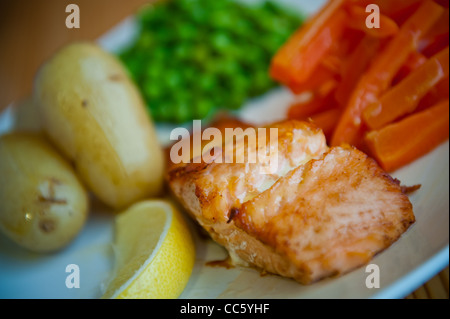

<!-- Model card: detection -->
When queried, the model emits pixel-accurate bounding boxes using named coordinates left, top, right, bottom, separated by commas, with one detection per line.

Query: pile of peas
left=120, top=0, right=304, bottom=123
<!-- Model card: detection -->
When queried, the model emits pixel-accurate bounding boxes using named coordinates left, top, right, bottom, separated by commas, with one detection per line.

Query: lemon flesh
left=103, top=200, right=195, bottom=299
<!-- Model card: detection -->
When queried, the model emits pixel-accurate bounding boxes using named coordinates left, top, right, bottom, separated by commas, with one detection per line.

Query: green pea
left=194, top=99, right=214, bottom=119
left=210, top=11, right=234, bottom=30
left=199, top=75, right=216, bottom=91
left=211, top=32, right=232, bottom=51
left=119, top=0, right=303, bottom=123
left=166, top=71, right=183, bottom=89
left=180, top=66, right=194, bottom=83
left=176, top=24, right=198, bottom=41
left=197, top=45, right=212, bottom=61
left=174, top=100, right=192, bottom=124
left=143, top=79, right=163, bottom=100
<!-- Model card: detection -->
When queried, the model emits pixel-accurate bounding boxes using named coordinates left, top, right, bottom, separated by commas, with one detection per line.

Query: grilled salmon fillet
left=167, top=120, right=415, bottom=284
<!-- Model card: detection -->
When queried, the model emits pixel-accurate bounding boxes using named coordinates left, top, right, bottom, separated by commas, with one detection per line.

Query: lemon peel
left=102, top=200, right=195, bottom=299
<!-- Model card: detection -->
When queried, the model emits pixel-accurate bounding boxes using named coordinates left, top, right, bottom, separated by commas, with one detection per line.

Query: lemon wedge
left=102, top=200, right=195, bottom=299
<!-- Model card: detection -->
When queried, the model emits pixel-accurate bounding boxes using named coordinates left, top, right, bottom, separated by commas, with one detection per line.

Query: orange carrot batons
left=346, top=5, right=399, bottom=38
left=331, top=0, right=445, bottom=147
left=270, top=0, right=346, bottom=86
left=365, top=99, right=449, bottom=172
left=363, top=46, right=449, bottom=130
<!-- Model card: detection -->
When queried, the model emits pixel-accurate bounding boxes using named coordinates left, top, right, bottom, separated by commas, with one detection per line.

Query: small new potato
left=34, top=42, right=164, bottom=209
left=0, top=133, right=88, bottom=252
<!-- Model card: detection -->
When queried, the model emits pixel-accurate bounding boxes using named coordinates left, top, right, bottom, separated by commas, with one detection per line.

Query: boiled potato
left=34, top=42, right=164, bottom=209
left=0, top=133, right=88, bottom=252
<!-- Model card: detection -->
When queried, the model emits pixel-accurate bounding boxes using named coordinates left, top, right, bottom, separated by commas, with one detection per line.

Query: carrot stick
left=422, top=31, right=450, bottom=57
left=285, top=10, right=347, bottom=85
left=331, top=0, right=444, bottom=147
left=365, top=99, right=449, bottom=172
left=288, top=64, right=337, bottom=94
left=436, top=76, right=449, bottom=98
left=287, top=91, right=337, bottom=120
left=363, top=46, right=449, bottom=130
left=382, top=0, right=424, bottom=25
left=416, top=76, right=449, bottom=111
left=335, top=36, right=381, bottom=107
left=420, top=9, right=449, bottom=56
left=288, top=98, right=325, bottom=120
left=345, top=0, right=424, bottom=24
left=288, top=28, right=361, bottom=94
left=434, top=0, right=449, bottom=8
left=309, top=108, right=342, bottom=140
left=270, top=0, right=346, bottom=86
left=346, top=5, right=399, bottom=38
left=393, top=51, right=428, bottom=85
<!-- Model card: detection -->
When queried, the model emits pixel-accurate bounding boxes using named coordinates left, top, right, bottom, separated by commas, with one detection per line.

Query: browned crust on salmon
left=232, top=146, right=415, bottom=283
left=166, top=120, right=415, bottom=284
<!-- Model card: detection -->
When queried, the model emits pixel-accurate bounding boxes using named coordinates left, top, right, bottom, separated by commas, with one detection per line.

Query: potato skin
left=0, top=133, right=88, bottom=252
left=34, top=42, right=164, bottom=209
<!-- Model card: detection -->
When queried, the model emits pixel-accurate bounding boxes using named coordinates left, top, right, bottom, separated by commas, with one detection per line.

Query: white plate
left=0, top=0, right=448, bottom=299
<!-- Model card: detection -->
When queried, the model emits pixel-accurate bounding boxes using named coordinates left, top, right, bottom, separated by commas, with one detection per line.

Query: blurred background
left=0, top=0, right=447, bottom=299
left=0, top=0, right=304, bottom=124
left=0, top=0, right=149, bottom=110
